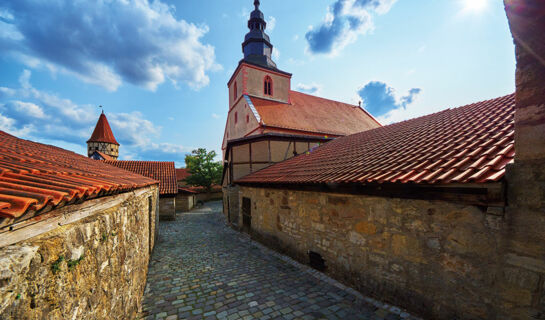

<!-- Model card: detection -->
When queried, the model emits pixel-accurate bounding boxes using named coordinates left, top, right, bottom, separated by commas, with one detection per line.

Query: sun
left=463, top=0, right=488, bottom=12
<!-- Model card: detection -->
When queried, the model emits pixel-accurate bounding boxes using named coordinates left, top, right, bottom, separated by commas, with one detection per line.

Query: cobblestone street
left=141, top=202, right=418, bottom=320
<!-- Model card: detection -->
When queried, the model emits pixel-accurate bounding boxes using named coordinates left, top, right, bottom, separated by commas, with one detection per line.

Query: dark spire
left=242, top=0, right=277, bottom=69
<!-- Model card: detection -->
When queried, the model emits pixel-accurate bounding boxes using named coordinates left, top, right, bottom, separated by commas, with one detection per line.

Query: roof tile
left=250, top=91, right=381, bottom=136
left=87, top=113, right=119, bottom=145
left=237, top=94, right=515, bottom=186
left=104, top=161, right=177, bottom=195
left=0, top=130, right=155, bottom=220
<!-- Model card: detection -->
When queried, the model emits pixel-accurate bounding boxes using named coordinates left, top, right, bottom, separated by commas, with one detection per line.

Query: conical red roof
left=87, top=112, right=119, bottom=145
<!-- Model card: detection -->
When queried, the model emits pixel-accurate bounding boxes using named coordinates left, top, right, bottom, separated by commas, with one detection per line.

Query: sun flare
left=463, top=0, right=488, bottom=12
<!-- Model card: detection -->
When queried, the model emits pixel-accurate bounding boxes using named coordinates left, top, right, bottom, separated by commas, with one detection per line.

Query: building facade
left=231, top=1, right=545, bottom=318
left=222, top=1, right=381, bottom=224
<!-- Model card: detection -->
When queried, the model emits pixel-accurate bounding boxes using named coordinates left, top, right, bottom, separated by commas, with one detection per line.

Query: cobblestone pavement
left=140, top=201, right=419, bottom=320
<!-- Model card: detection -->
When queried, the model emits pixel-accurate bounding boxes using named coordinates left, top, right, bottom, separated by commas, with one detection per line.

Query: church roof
left=104, top=161, right=177, bottom=195
left=237, top=94, right=515, bottom=185
left=87, top=112, right=119, bottom=145
left=248, top=90, right=381, bottom=136
left=0, top=131, right=157, bottom=221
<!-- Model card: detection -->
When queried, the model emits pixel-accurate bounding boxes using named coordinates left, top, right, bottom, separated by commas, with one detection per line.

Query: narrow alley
left=140, top=202, right=417, bottom=320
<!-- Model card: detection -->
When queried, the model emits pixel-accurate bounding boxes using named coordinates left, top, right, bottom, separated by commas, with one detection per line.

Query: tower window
left=233, top=82, right=237, bottom=101
left=246, top=114, right=250, bottom=123
left=264, top=76, right=273, bottom=96
left=235, top=112, right=238, bottom=124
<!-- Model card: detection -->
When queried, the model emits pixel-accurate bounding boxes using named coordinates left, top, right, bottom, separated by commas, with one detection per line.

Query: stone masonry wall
left=176, top=194, right=194, bottom=212
left=502, top=1, right=545, bottom=319
left=0, top=186, right=159, bottom=320
left=239, top=187, right=544, bottom=319
left=159, top=196, right=176, bottom=221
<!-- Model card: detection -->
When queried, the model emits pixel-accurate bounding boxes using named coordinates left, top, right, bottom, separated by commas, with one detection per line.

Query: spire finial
left=254, top=0, right=260, bottom=10
left=99, top=105, right=104, bottom=114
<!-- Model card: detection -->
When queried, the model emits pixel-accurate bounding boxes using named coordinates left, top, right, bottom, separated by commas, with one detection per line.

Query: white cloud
left=272, top=48, right=280, bottom=61
left=0, top=70, right=189, bottom=162
left=211, top=113, right=221, bottom=119
left=1, top=0, right=220, bottom=91
left=296, top=83, right=323, bottom=95
left=305, top=0, right=397, bottom=56
left=267, top=16, right=276, bottom=32
left=10, top=101, right=47, bottom=119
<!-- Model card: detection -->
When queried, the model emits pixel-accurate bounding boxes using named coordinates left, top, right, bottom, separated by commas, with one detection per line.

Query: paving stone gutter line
left=233, top=228, right=420, bottom=320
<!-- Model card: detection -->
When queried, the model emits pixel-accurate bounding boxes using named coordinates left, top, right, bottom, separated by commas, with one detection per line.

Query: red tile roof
left=0, top=131, right=157, bottom=220
left=176, top=168, right=191, bottom=181
left=237, top=94, right=515, bottom=185
left=178, top=187, right=198, bottom=194
left=182, top=185, right=222, bottom=194
left=104, top=161, right=177, bottom=195
left=250, top=91, right=381, bottom=136
left=87, top=112, right=119, bottom=145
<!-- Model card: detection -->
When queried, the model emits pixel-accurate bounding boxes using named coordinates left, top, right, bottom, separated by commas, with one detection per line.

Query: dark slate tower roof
left=87, top=111, right=119, bottom=145
left=242, top=0, right=278, bottom=70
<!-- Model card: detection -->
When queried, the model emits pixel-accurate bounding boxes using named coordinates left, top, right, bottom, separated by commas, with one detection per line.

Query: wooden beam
left=237, top=182, right=506, bottom=208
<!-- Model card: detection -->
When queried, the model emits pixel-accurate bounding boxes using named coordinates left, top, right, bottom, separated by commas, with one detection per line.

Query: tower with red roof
left=87, top=111, right=120, bottom=160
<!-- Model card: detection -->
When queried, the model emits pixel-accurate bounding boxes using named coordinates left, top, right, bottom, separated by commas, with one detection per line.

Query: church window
left=246, top=114, right=250, bottom=123
left=233, top=82, right=237, bottom=101
left=235, top=112, right=238, bottom=124
left=264, top=76, right=273, bottom=96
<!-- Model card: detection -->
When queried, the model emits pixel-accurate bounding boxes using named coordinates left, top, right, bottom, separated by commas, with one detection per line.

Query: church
left=222, top=0, right=381, bottom=223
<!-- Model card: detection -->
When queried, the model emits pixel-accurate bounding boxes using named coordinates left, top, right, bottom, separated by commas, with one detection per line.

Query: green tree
left=184, top=148, right=223, bottom=192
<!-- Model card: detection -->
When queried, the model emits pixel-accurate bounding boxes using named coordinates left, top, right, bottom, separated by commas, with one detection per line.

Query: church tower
left=228, top=0, right=292, bottom=109
left=87, top=111, right=119, bottom=160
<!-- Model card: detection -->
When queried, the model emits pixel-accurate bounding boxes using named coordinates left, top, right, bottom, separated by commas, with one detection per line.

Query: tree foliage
left=184, top=148, right=223, bottom=192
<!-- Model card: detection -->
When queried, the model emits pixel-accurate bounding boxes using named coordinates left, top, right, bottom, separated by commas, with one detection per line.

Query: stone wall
left=176, top=194, right=195, bottom=212
left=159, top=196, right=176, bottom=221
left=0, top=186, right=159, bottom=320
left=225, top=185, right=240, bottom=226
left=239, top=186, right=544, bottom=319
left=195, top=192, right=222, bottom=203
left=502, top=1, right=545, bottom=318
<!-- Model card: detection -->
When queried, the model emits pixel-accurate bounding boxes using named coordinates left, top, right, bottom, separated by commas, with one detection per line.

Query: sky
left=0, top=0, right=516, bottom=167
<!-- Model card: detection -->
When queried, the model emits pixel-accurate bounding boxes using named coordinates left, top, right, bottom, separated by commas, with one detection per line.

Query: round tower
left=87, top=111, right=120, bottom=160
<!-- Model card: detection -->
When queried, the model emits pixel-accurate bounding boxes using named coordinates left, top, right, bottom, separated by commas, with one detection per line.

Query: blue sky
left=0, top=0, right=515, bottom=167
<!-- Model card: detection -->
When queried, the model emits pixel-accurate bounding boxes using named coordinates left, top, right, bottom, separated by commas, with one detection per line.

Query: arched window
left=264, top=76, right=273, bottom=96
left=234, top=112, right=238, bottom=124
left=233, top=82, right=237, bottom=101
left=246, top=114, right=250, bottom=123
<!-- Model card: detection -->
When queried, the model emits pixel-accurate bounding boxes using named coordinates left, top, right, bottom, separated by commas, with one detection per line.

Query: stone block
left=348, top=232, right=366, bottom=246
left=426, top=238, right=441, bottom=250
left=440, top=254, right=473, bottom=276
left=354, top=221, right=377, bottom=235
left=502, top=267, right=540, bottom=291
left=505, top=253, right=545, bottom=273
left=392, top=234, right=422, bottom=262
left=515, top=116, right=545, bottom=164
left=327, top=195, right=349, bottom=206
left=445, top=227, right=493, bottom=256
left=499, top=286, right=534, bottom=306
left=405, top=219, right=429, bottom=233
